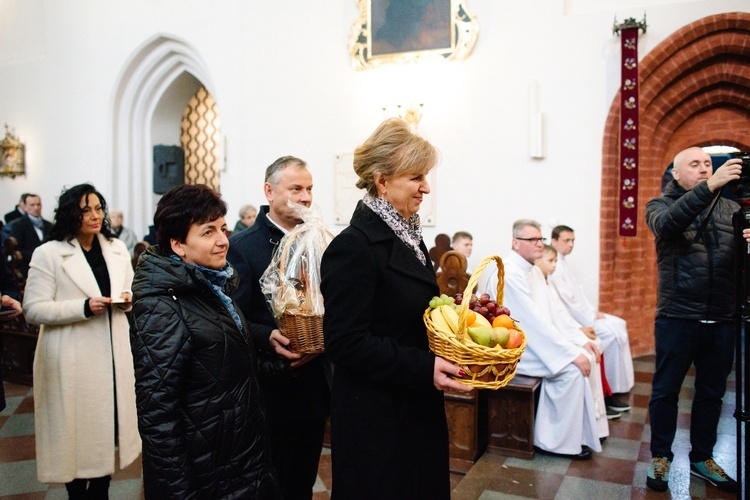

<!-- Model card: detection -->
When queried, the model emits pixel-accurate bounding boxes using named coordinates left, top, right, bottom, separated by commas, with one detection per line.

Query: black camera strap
left=692, top=189, right=723, bottom=244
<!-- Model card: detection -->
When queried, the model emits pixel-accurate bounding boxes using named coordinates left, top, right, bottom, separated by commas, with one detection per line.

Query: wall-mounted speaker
left=153, top=145, right=185, bottom=194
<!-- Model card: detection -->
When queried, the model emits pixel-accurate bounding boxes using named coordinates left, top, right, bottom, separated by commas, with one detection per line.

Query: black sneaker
left=690, top=458, right=738, bottom=492
left=647, top=456, right=670, bottom=491
left=605, top=395, right=631, bottom=412
left=606, top=407, right=621, bottom=420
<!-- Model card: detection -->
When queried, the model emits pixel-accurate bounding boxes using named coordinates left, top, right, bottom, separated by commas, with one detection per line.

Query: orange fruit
left=465, top=310, right=477, bottom=326
left=492, top=314, right=514, bottom=329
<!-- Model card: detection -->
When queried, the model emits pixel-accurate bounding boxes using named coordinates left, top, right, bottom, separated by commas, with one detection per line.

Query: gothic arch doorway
left=111, top=35, right=218, bottom=237
left=600, top=12, right=750, bottom=356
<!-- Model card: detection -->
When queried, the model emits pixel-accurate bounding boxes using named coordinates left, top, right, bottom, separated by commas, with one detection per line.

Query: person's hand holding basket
left=423, top=255, right=526, bottom=389
left=260, top=202, right=333, bottom=360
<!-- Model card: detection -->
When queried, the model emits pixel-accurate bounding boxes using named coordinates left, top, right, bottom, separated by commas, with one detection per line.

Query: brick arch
left=600, top=12, right=750, bottom=356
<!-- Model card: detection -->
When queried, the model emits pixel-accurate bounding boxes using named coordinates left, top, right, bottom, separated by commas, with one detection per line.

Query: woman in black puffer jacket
left=130, top=184, right=279, bottom=499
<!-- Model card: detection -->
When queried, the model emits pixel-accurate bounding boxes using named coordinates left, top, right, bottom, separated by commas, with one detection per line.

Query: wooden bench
left=444, top=387, right=487, bottom=474
left=486, top=374, right=542, bottom=459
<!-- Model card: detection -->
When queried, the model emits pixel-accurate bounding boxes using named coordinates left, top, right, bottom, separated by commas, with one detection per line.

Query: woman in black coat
left=320, top=118, right=470, bottom=499
left=129, top=184, right=279, bottom=499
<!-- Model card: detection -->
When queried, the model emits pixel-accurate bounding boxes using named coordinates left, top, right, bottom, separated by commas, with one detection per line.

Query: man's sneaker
left=646, top=456, right=670, bottom=491
left=690, top=458, right=738, bottom=492
left=605, top=395, right=631, bottom=412
left=606, top=407, right=621, bottom=420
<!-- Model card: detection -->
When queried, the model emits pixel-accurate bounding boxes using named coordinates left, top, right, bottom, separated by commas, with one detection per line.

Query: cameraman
left=644, top=147, right=750, bottom=492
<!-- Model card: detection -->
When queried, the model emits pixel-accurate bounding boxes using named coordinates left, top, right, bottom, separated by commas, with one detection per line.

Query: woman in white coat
left=24, top=183, right=141, bottom=499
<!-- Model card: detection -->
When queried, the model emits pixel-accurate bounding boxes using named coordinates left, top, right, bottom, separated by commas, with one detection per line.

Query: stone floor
left=0, top=354, right=742, bottom=499
left=451, top=355, right=740, bottom=500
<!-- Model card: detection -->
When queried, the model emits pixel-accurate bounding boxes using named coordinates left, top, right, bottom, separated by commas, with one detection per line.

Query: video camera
left=729, top=151, right=750, bottom=203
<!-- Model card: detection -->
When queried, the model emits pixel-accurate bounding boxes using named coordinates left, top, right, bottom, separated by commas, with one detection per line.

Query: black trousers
left=64, top=475, right=111, bottom=500
left=268, top=417, right=327, bottom=500
left=648, top=318, right=734, bottom=462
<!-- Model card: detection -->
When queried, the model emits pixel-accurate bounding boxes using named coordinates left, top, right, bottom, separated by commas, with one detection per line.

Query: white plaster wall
left=0, top=0, right=747, bottom=305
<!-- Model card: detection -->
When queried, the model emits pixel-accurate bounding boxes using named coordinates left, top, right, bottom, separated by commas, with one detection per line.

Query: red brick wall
left=600, top=13, right=750, bottom=357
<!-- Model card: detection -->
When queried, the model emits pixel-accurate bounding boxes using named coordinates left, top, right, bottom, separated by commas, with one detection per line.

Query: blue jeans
left=648, top=317, right=734, bottom=462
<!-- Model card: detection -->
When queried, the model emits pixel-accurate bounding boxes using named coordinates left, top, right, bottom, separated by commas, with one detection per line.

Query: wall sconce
left=382, top=103, right=424, bottom=131
left=0, top=124, right=25, bottom=178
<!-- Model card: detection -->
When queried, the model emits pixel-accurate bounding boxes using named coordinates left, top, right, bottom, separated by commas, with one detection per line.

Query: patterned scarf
left=363, top=193, right=426, bottom=265
left=172, top=256, right=245, bottom=334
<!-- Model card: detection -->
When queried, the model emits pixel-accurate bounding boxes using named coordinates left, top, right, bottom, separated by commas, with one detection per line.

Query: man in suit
left=4, top=193, right=29, bottom=223
left=4, top=194, right=52, bottom=279
left=226, top=156, right=329, bottom=500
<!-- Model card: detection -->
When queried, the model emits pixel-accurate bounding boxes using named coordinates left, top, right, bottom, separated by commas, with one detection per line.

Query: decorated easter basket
left=274, top=232, right=326, bottom=354
left=423, top=254, right=527, bottom=389
left=261, top=205, right=333, bottom=355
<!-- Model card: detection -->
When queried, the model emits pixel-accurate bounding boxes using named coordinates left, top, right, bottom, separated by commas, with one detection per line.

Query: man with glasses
left=482, top=219, right=607, bottom=459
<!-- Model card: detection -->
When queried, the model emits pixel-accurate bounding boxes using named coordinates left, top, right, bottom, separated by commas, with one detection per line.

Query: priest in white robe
left=548, top=225, right=634, bottom=395
left=482, top=219, right=603, bottom=459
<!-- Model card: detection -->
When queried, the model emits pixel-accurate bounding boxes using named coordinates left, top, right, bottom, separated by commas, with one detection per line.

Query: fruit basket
left=423, top=254, right=526, bottom=389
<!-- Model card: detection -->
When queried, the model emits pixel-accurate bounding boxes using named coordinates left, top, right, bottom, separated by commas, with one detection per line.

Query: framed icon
left=0, top=125, right=25, bottom=178
left=349, top=0, right=478, bottom=70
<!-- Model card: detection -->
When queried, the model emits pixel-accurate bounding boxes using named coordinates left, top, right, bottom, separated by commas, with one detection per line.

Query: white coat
left=23, top=234, right=141, bottom=483
left=482, top=251, right=603, bottom=454
left=548, top=254, right=635, bottom=393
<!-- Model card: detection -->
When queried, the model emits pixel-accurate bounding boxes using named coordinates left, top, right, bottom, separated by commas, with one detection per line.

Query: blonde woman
left=321, top=119, right=468, bottom=499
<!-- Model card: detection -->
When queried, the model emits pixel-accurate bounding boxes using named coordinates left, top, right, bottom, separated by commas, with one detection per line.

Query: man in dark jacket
left=3, top=194, right=51, bottom=279
left=227, top=156, right=330, bottom=500
left=644, top=147, right=750, bottom=493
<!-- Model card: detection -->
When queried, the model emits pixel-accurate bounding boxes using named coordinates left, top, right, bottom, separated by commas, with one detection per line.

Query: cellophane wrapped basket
left=260, top=203, right=333, bottom=354
left=423, top=254, right=527, bottom=389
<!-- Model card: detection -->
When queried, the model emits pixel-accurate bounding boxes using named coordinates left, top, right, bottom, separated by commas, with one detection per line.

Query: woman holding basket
left=321, top=118, right=470, bottom=499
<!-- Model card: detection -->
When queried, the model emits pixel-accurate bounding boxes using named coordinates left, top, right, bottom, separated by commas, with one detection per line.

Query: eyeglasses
left=515, top=237, right=547, bottom=244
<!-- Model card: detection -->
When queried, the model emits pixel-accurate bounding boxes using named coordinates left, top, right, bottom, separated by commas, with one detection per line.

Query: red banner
left=619, top=27, right=639, bottom=237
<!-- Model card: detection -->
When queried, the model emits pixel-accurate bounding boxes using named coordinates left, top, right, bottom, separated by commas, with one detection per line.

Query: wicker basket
left=278, top=311, right=324, bottom=354
left=424, top=254, right=526, bottom=389
left=273, top=229, right=327, bottom=354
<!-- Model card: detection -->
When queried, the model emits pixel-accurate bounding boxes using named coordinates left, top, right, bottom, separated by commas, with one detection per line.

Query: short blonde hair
left=353, top=118, right=438, bottom=196
left=542, top=244, right=557, bottom=256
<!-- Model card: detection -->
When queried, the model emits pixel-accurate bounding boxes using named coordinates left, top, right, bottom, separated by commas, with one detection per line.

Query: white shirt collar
left=265, top=213, right=289, bottom=235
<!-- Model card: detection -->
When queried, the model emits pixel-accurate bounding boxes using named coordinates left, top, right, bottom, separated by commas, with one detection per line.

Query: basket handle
left=276, top=225, right=334, bottom=275
left=457, top=255, right=505, bottom=332
left=276, top=231, right=298, bottom=275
